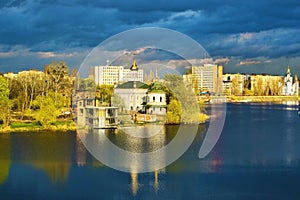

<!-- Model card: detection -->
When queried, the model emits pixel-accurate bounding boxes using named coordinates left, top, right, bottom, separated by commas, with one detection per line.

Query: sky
left=1, top=0, right=300, bottom=75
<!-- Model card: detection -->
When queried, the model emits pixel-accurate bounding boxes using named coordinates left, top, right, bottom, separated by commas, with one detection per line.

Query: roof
left=148, top=82, right=165, bottom=93
left=148, top=89, right=165, bottom=93
left=130, top=58, right=138, bottom=71
left=116, top=81, right=149, bottom=89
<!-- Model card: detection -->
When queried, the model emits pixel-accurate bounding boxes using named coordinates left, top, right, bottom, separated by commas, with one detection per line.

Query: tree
left=163, top=74, right=201, bottom=124
left=231, top=76, right=241, bottom=95
left=44, top=61, right=70, bottom=95
left=78, top=78, right=96, bottom=90
left=112, top=94, right=125, bottom=113
left=96, top=84, right=114, bottom=105
left=0, top=76, right=11, bottom=127
left=34, top=92, right=69, bottom=127
left=254, top=77, right=264, bottom=96
left=166, top=99, right=182, bottom=124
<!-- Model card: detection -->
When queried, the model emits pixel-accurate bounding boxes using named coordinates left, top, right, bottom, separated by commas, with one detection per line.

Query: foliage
left=44, top=61, right=71, bottom=95
left=0, top=76, right=11, bottom=127
left=6, top=61, right=74, bottom=120
left=77, top=78, right=96, bottom=90
left=34, top=92, right=69, bottom=127
left=244, top=88, right=254, bottom=96
left=96, top=84, right=114, bottom=105
left=112, top=93, right=125, bottom=112
left=166, top=99, right=182, bottom=124
left=163, top=74, right=202, bottom=124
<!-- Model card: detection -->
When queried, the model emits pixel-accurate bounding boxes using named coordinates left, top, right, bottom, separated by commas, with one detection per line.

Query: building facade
left=113, top=81, right=167, bottom=115
left=281, top=67, right=299, bottom=96
left=113, top=81, right=149, bottom=113
left=222, top=74, right=246, bottom=95
left=146, top=83, right=167, bottom=115
left=190, top=64, right=223, bottom=94
left=90, top=61, right=144, bottom=85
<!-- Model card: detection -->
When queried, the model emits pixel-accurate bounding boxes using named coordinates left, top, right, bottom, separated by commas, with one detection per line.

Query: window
left=153, top=96, right=155, bottom=102
left=160, top=96, right=162, bottom=102
left=79, top=109, right=83, bottom=115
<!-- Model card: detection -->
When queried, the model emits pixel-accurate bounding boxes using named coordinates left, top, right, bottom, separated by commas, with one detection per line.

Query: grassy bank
left=0, top=120, right=76, bottom=133
left=228, top=95, right=299, bottom=103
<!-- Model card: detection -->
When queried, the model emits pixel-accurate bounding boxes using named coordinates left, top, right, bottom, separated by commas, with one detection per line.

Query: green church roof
left=116, top=81, right=149, bottom=89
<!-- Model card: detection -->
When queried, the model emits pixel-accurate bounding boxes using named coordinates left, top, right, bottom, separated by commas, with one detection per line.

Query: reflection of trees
left=0, top=134, right=11, bottom=185
left=13, top=132, right=74, bottom=184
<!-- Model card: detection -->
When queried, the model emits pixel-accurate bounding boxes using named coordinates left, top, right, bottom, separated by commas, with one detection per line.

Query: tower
left=283, top=66, right=293, bottom=95
left=130, top=54, right=138, bottom=71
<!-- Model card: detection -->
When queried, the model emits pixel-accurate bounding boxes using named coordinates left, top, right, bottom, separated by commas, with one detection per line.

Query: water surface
left=1, top=103, right=300, bottom=199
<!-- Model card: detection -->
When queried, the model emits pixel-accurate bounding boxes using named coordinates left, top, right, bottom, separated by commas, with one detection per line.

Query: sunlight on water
left=1, top=103, right=300, bottom=199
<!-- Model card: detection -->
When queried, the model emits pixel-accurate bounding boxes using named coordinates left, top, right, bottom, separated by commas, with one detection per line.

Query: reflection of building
left=184, top=64, right=223, bottom=94
left=76, top=98, right=118, bottom=128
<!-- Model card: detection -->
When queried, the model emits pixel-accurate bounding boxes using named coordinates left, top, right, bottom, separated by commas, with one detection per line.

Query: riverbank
left=227, top=95, right=300, bottom=103
left=0, top=120, right=76, bottom=133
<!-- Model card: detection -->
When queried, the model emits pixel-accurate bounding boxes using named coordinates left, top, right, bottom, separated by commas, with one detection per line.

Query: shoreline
left=0, top=120, right=77, bottom=133
left=226, top=95, right=299, bottom=103
left=1, top=97, right=298, bottom=133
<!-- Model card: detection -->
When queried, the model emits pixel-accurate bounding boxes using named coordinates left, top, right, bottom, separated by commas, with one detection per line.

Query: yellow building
left=222, top=74, right=246, bottom=95
left=190, top=64, right=223, bottom=94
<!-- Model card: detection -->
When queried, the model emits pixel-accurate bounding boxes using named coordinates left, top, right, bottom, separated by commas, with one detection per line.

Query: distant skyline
left=1, top=0, right=300, bottom=75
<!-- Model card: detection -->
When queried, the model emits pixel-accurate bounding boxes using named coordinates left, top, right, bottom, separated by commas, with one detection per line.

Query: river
left=0, top=103, right=300, bottom=199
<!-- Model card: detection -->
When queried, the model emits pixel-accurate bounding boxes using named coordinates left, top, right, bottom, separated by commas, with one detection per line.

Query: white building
left=92, top=65, right=123, bottom=85
left=113, top=81, right=167, bottom=116
left=282, top=67, right=299, bottom=96
left=146, top=83, right=167, bottom=115
left=76, top=98, right=118, bottom=129
left=113, top=81, right=149, bottom=112
left=90, top=59, right=144, bottom=85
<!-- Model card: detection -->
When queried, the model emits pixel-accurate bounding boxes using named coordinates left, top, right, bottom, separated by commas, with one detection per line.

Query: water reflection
left=1, top=103, right=300, bottom=199
left=0, top=134, right=11, bottom=185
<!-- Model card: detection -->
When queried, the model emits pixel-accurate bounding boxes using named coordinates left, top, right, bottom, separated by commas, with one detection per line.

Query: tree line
left=0, top=61, right=76, bottom=128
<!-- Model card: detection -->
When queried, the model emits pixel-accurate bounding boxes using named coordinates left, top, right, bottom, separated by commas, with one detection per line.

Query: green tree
left=0, top=76, right=11, bottom=127
left=34, top=92, right=69, bottom=127
left=96, top=84, right=114, bottom=105
left=44, top=61, right=70, bottom=95
left=163, top=74, right=201, bottom=124
left=78, top=78, right=96, bottom=90
left=166, top=99, right=182, bottom=124
left=112, top=93, right=126, bottom=113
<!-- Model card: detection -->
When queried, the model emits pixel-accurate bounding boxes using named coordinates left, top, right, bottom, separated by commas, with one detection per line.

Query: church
left=282, top=67, right=299, bottom=96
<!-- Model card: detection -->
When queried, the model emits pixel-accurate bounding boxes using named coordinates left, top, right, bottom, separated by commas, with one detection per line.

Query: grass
left=0, top=120, right=76, bottom=133
left=10, top=121, right=42, bottom=129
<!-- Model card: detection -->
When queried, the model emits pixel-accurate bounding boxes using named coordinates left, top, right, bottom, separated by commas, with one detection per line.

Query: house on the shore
left=145, top=82, right=167, bottom=115
left=113, top=81, right=149, bottom=113
left=76, top=98, right=118, bottom=129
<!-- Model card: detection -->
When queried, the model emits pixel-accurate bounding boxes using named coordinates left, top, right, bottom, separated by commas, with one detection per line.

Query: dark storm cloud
left=1, top=0, right=300, bottom=72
